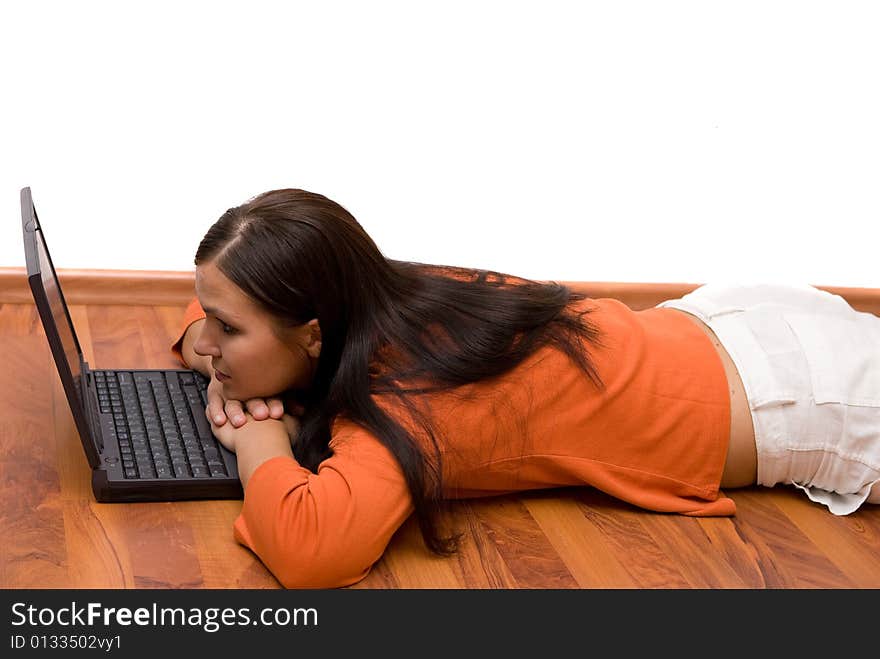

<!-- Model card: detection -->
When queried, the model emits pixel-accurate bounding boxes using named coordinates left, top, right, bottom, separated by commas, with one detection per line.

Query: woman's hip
left=657, top=283, right=880, bottom=514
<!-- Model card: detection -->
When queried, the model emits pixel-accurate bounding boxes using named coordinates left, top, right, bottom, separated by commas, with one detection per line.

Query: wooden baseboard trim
left=0, top=267, right=196, bottom=306
left=564, top=281, right=880, bottom=315
left=2, top=266, right=879, bottom=314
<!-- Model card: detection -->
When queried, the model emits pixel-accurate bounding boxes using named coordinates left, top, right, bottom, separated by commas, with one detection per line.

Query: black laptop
left=21, top=186, right=243, bottom=502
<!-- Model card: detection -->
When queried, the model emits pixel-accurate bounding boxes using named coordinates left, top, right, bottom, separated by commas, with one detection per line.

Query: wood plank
left=573, top=490, right=692, bottom=588
left=466, top=495, right=580, bottom=588
left=85, top=305, right=148, bottom=370
left=730, top=489, right=856, bottom=588
left=132, top=305, right=189, bottom=369
left=0, top=334, right=68, bottom=587
left=61, top=500, right=132, bottom=588
left=523, top=493, right=638, bottom=588
left=348, top=555, right=401, bottom=589
left=178, top=499, right=280, bottom=589
left=373, top=516, right=464, bottom=588
left=0, top=303, right=41, bottom=335
left=446, top=501, right=521, bottom=588
left=154, top=304, right=194, bottom=367
left=637, top=513, right=749, bottom=588
left=764, top=488, right=880, bottom=588
left=692, top=512, right=768, bottom=588
left=118, top=502, right=204, bottom=589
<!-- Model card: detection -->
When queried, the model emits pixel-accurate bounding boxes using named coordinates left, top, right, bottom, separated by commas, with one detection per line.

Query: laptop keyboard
left=94, top=370, right=229, bottom=480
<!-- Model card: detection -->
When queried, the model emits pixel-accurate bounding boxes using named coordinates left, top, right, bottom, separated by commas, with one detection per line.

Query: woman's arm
left=171, top=298, right=208, bottom=371
left=210, top=415, right=414, bottom=588
left=180, top=318, right=212, bottom=376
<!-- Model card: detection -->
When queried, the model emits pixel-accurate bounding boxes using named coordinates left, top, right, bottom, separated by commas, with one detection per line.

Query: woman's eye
left=217, top=320, right=236, bottom=335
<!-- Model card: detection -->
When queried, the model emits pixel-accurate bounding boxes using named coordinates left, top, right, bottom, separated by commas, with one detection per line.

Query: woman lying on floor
left=171, top=188, right=880, bottom=588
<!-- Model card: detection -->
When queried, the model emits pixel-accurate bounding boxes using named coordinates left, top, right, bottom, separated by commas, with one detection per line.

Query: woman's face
left=193, top=261, right=321, bottom=402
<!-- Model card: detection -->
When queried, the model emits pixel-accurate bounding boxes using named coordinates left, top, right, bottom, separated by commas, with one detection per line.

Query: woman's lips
left=214, top=369, right=231, bottom=382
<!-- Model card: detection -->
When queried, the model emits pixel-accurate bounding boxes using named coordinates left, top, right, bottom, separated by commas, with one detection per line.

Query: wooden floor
left=2, top=300, right=879, bottom=589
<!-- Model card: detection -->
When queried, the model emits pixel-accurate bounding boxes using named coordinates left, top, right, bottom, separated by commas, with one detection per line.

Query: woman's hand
left=210, top=408, right=303, bottom=454
left=209, top=412, right=302, bottom=488
left=205, top=374, right=286, bottom=428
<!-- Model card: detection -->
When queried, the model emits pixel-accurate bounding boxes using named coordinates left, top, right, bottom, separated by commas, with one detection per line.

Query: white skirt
left=657, top=283, right=880, bottom=514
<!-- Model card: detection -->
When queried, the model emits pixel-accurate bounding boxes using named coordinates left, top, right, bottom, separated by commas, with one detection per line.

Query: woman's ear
left=305, top=318, right=322, bottom=358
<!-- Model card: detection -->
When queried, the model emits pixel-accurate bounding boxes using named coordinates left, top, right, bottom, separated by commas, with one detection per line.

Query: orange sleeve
left=232, top=418, right=414, bottom=589
left=170, top=297, right=206, bottom=367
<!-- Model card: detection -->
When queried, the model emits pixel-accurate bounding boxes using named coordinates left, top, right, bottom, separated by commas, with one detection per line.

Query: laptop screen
left=21, top=187, right=100, bottom=466
left=34, top=225, right=83, bottom=384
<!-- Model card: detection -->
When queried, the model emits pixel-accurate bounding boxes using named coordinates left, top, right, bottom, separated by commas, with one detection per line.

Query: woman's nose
left=193, top=329, right=219, bottom=357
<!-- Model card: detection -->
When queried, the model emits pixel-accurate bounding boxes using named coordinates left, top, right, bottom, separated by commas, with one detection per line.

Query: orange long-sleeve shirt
left=171, top=294, right=734, bottom=588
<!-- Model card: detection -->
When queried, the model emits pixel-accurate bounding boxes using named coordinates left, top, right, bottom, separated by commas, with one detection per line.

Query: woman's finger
left=206, top=384, right=228, bottom=426
left=245, top=399, right=270, bottom=420
left=267, top=398, right=285, bottom=419
left=224, top=399, right=248, bottom=427
left=208, top=416, right=236, bottom=452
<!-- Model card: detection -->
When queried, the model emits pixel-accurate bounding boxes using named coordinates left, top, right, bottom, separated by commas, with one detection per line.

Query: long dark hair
left=195, top=189, right=605, bottom=554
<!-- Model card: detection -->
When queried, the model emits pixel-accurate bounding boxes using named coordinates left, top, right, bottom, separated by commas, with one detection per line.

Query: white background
left=2, top=1, right=878, bottom=287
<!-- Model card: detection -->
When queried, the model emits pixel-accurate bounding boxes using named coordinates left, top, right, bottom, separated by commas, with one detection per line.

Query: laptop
left=21, top=186, right=243, bottom=502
